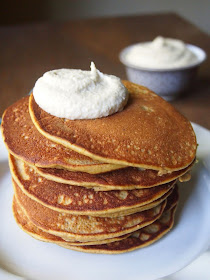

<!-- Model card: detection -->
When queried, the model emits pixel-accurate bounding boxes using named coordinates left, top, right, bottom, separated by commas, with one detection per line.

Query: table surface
left=0, top=13, right=209, bottom=129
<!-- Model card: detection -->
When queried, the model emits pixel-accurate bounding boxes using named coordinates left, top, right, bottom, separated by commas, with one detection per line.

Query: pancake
left=10, top=154, right=175, bottom=216
left=13, top=197, right=131, bottom=246
left=60, top=205, right=177, bottom=254
left=1, top=96, right=123, bottom=174
left=29, top=81, right=197, bottom=171
left=1, top=96, right=193, bottom=190
left=13, top=196, right=176, bottom=252
left=14, top=191, right=177, bottom=254
left=13, top=180, right=168, bottom=242
left=35, top=160, right=194, bottom=191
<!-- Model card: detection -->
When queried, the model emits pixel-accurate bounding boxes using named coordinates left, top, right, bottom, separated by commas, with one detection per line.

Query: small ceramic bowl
left=119, top=43, right=206, bottom=101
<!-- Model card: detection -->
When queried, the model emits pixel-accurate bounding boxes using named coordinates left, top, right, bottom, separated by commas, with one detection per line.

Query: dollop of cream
left=125, top=36, right=199, bottom=69
left=33, top=62, right=129, bottom=120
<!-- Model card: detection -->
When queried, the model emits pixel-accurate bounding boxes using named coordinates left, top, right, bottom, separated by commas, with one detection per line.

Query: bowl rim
left=119, top=42, right=207, bottom=72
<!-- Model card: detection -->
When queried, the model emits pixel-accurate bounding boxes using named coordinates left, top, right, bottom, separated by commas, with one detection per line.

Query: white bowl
left=119, top=43, right=206, bottom=101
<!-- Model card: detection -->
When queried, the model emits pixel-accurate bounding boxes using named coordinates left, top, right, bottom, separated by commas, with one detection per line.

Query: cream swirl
left=33, top=62, right=129, bottom=120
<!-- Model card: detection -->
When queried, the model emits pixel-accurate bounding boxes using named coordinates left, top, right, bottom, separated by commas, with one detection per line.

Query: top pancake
left=1, top=96, right=123, bottom=174
left=29, top=81, right=197, bottom=171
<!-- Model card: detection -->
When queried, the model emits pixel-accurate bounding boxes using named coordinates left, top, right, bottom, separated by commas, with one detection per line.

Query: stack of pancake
left=1, top=81, right=196, bottom=254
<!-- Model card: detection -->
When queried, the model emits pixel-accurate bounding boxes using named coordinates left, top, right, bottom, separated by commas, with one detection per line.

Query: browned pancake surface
left=1, top=96, right=122, bottom=173
left=36, top=161, right=194, bottom=191
left=29, top=81, right=197, bottom=171
left=13, top=198, right=130, bottom=246
left=63, top=205, right=176, bottom=254
left=13, top=181, right=168, bottom=242
left=10, top=155, right=174, bottom=216
left=13, top=196, right=176, bottom=253
left=1, top=94, right=193, bottom=186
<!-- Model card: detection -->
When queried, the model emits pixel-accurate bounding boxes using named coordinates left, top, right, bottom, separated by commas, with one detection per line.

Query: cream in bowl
left=119, top=36, right=206, bottom=100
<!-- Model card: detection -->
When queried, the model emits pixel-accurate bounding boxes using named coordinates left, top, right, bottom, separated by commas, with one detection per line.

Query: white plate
left=0, top=123, right=210, bottom=280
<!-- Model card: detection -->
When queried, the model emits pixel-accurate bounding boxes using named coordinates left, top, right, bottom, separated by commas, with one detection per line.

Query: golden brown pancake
left=60, top=205, right=177, bottom=254
left=1, top=96, right=123, bottom=174
left=10, top=154, right=175, bottom=216
left=14, top=193, right=177, bottom=254
left=13, top=198, right=131, bottom=246
left=35, top=160, right=194, bottom=191
left=13, top=180, right=168, bottom=242
left=29, top=81, right=197, bottom=171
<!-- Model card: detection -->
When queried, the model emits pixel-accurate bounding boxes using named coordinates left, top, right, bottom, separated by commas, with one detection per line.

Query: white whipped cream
left=33, top=62, right=129, bottom=120
left=125, top=36, right=199, bottom=69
